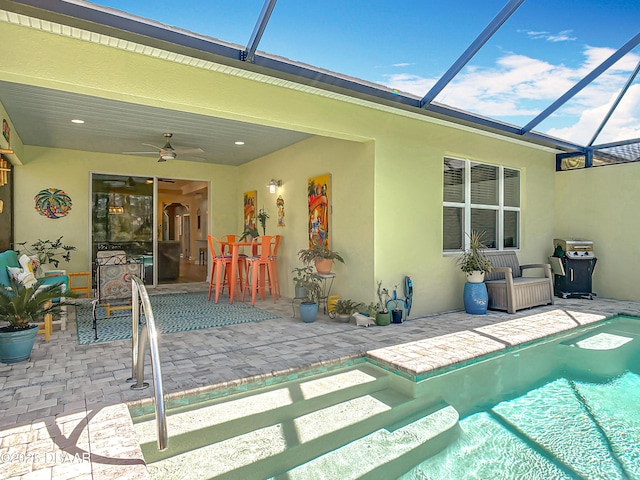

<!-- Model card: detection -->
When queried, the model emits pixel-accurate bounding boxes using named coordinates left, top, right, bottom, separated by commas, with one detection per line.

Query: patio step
left=133, top=364, right=459, bottom=479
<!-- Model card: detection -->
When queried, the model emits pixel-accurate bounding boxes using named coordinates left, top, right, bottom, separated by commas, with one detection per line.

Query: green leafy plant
left=292, top=266, right=315, bottom=288
left=298, top=273, right=322, bottom=304
left=0, top=280, right=75, bottom=330
left=330, top=299, right=363, bottom=316
left=238, top=226, right=259, bottom=242
left=363, top=302, right=379, bottom=317
left=298, top=241, right=345, bottom=265
left=14, top=236, right=76, bottom=268
left=456, top=230, right=493, bottom=274
left=257, top=208, right=269, bottom=235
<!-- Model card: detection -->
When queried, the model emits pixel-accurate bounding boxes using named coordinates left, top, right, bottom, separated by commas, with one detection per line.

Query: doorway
left=90, top=174, right=208, bottom=287
left=157, top=178, right=208, bottom=284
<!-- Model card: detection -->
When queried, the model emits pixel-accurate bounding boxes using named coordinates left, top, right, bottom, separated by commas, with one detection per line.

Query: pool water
left=133, top=315, right=639, bottom=479
left=400, top=316, right=640, bottom=480
left=400, top=372, right=639, bottom=479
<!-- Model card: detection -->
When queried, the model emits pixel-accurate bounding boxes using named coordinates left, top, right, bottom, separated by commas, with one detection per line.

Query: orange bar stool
left=242, top=236, right=277, bottom=305
left=207, top=235, right=235, bottom=303
left=221, top=234, right=247, bottom=291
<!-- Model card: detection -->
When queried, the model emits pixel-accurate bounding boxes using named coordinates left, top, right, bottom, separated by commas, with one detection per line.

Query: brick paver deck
left=1, top=283, right=639, bottom=479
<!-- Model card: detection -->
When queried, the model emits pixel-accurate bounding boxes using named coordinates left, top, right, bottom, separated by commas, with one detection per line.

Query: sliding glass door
left=91, top=174, right=154, bottom=284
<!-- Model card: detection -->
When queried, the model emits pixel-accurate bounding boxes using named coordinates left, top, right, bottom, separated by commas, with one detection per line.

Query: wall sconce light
left=268, top=179, right=282, bottom=194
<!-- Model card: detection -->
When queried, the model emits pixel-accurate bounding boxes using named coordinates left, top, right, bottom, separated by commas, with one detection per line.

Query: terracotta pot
left=315, top=258, right=333, bottom=274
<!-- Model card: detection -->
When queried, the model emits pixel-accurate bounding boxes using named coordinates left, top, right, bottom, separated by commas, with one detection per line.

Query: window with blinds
left=443, top=157, right=520, bottom=251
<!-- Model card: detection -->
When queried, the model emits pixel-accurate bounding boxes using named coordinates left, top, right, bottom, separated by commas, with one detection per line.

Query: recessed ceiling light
left=234, top=141, right=245, bottom=145
left=71, top=119, right=85, bottom=124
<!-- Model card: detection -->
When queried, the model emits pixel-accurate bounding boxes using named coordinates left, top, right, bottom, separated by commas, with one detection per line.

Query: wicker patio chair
left=484, top=251, right=554, bottom=314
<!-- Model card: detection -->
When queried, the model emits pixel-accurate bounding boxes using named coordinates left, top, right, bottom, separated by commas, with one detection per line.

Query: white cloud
left=524, top=29, right=576, bottom=42
left=382, top=46, right=640, bottom=145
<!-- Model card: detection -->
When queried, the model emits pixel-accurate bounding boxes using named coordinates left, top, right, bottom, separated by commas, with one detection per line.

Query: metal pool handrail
left=129, top=275, right=168, bottom=451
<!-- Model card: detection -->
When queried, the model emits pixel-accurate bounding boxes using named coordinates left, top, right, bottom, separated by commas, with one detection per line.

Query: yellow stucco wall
left=2, top=15, right=567, bottom=315
left=555, top=162, right=640, bottom=301
left=238, top=136, right=375, bottom=302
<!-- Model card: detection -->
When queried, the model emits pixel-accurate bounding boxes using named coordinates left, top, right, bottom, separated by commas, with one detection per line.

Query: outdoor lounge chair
left=484, top=251, right=554, bottom=314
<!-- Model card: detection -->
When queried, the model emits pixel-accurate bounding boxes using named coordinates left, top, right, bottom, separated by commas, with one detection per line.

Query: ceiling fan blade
left=122, top=151, right=159, bottom=155
left=141, top=143, right=162, bottom=150
left=174, top=147, right=205, bottom=155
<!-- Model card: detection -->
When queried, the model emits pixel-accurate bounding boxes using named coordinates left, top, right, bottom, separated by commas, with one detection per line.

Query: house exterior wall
left=0, top=14, right=598, bottom=316
left=555, top=162, right=640, bottom=301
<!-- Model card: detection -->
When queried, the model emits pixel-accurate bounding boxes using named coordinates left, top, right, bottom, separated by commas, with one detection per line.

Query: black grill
left=550, top=238, right=597, bottom=299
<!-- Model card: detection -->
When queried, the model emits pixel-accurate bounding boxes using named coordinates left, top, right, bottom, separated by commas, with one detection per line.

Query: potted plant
left=0, top=279, right=74, bottom=363
left=238, top=226, right=259, bottom=242
left=257, top=208, right=269, bottom=235
left=298, top=273, right=322, bottom=323
left=14, top=236, right=75, bottom=274
left=330, top=299, right=363, bottom=323
left=292, top=265, right=314, bottom=299
left=298, top=241, right=345, bottom=274
left=456, top=230, right=492, bottom=283
left=390, top=284, right=404, bottom=324
left=375, top=281, right=391, bottom=326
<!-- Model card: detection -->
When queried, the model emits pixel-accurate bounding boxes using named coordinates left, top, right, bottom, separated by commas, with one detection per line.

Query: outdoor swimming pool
left=132, top=315, right=639, bottom=479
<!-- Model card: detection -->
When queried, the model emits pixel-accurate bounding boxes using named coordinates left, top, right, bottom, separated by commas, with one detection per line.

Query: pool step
left=134, top=364, right=459, bottom=479
left=278, top=403, right=459, bottom=480
left=137, top=364, right=391, bottom=462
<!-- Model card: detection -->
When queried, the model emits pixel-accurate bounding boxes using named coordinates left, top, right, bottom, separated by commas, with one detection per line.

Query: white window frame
left=443, top=156, right=520, bottom=252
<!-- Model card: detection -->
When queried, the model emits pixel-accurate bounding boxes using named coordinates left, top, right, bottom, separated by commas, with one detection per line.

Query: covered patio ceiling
left=0, top=0, right=638, bottom=167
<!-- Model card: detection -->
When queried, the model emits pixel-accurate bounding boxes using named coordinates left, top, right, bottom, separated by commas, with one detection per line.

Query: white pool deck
left=1, top=283, right=639, bottom=479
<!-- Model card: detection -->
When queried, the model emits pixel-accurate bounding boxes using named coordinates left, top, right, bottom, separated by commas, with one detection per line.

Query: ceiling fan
left=124, top=133, right=204, bottom=162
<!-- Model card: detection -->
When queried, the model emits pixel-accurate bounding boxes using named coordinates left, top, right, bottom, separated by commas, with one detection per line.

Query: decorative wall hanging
left=307, top=173, right=331, bottom=248
left=2, top=119, right=10, bottom=145
left=243, top=190, right=257, bottom=233
left=34, top=187, right=72, bottom=219
left=276, top=195, right=285, bottom=227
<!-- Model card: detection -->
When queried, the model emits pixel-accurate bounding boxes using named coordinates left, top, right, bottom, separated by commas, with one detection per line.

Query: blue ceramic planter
left=0, top=325, right=39, bottom=364
left=463, top=282, right=488, bottom=315
left=299, top=302, right=318, bottom=323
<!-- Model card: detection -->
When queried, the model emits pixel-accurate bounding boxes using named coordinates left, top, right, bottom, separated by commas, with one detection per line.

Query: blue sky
left=91, top=0, right=639, bottom=146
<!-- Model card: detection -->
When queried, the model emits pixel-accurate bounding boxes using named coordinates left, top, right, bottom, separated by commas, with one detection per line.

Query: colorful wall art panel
left=307, top=173, right=331, bottom=248
left=243, top=190, right=257, bottom=233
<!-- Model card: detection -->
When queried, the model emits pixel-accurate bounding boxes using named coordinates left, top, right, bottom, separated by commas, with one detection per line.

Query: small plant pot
left=465, top=271, right=485, bottom=283
left=337, top=314, right=351, bottom=323
left=375, top=311, right=390, bottom=326
left=294, top=286, right=308, bottom=299
left=299, top=302, right=318, bottom=323
left=391, top=309, right=403, bottom=324
left=314, top=258, right=333, bottom=274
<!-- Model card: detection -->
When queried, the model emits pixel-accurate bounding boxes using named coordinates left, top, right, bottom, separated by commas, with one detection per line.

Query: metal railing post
left=128, top=275, right=168, bottom=451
